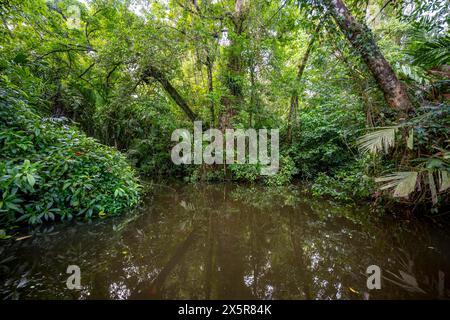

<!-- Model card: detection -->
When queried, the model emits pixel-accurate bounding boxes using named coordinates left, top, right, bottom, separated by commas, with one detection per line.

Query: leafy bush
left=287, top=103, right=365, bottom=179
left=355, top=105, right=450, bottom=210
left=93, top=98, right=184, bottom=177
left=229, top=163, right=261, bottom=183
left=311, top=157, right=376, bottom=202
left=265, top=154, right=298, bottom=186
left=0, top=89, right=141, bottom=227
left=184, top=153, right=297, bottom=186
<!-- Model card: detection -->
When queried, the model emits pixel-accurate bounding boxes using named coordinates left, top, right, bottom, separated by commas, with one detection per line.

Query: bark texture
left=325, top=0, right=413, bottom=118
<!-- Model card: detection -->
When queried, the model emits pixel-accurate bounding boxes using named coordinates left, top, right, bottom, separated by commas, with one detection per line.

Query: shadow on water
left=1, top=183, right=450, bottom=299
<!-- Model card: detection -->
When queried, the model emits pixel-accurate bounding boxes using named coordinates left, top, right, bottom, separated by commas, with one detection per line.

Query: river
left=1, top=183, right=450, bottom=299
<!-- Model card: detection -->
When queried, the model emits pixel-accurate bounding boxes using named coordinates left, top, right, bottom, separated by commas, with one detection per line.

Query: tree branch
left=142, top=65, right=199, bottom=122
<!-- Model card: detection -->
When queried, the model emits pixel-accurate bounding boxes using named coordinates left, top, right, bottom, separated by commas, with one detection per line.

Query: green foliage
left=356, top=105, right=450, bottom=210
left=0, top=89, right=140, bottom=227
left=311, top=157, right=376, bottom=202
left=183, top=154, right=297, bottom=186
left=0, top=0, right=447, bottom=214
left=228, top=154, right=298, bottom=186
left=407, top=32, right=450, bottom=70
left=228, top=163, right=260, bottom=183
left=266, top=154, right=298, bottom=186
left=287, top=102, right=365, bottom=179
left=93, top=97, right=183, bottom=177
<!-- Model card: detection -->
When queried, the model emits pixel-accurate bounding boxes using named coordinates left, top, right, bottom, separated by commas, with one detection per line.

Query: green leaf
left=6, top=202, right=22, bottom=213
left=27, top=174, right=35, bottom=187
left=23, top=159, right=30, bottom=169
left=16, top=214, right=29, bottom=222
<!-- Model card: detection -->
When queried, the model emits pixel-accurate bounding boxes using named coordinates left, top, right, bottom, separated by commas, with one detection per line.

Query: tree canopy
left=0, top=0, right=449, bottom=227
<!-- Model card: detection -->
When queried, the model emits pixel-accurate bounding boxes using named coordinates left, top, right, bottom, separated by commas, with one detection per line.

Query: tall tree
left=287, top=22, right=322, bottom=142
left=323, top=0, right=414, bottom=118
left=219, top=0, right=248, bottom=130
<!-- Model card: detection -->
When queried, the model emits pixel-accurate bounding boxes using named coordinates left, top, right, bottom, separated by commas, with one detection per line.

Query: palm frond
left=357, top=127, right=399, bottom=155
left=438, top=170, right=450, bottom=192
left=376, top=172, right=418, bottom=198
left=398, top=64, right=430, bottom=85
left=407, top=129, right=414, bottom=150
left=408, top=32, right=450, bottom=69
left=428, top=171, right=438, bottom=205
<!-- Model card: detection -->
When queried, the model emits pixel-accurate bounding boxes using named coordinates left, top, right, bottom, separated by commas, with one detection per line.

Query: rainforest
left=0, top=0, right=449, bottom=300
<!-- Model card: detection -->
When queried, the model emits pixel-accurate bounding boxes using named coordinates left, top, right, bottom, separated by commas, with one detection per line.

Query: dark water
left=1, top=183, right=450, bottom=300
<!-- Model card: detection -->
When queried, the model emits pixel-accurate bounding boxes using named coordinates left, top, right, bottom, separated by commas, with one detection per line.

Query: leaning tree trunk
left=143, top=65, right=198, bottom=122
left=324, top=0, right=413, bottom=119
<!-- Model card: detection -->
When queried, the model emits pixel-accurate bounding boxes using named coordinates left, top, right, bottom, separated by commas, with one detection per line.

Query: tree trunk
left=206, top=54, right=215, bottom=127
left=219, top=0, right=247, bottom=131
left=249, top=63, right=257, bottom=128
left=52, top=85, right=66, bottom=118
left=143, top=65, right=198, bottom=122
left=287, top=23, right=321, bottom=142
left=324, top=0, right=413, bottom=118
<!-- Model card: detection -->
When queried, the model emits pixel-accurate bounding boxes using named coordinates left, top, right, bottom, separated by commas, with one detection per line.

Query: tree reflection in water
left=1, top=183, right=450, bottom=299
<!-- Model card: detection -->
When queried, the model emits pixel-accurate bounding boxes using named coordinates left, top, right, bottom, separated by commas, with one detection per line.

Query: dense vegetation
left=0, top=0, right=449, bottom=230
left=0, top=87, right=140, bottom=228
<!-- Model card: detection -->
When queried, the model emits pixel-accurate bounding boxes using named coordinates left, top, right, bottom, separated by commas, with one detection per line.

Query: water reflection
left=1, top=183, right=450, bottom=299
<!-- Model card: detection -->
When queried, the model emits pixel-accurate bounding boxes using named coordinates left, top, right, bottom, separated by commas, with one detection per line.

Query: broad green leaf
left=26, top=174, right=35, bottom=187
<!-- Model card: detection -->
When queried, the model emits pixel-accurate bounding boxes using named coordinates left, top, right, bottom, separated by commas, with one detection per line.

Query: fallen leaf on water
left=349, top=287, right=359, bottom=294
left=17, top=277, right=29, bottom=288
left=399, top=270, right=419, bottom=287
left=15, top=235, right=32, bottom=241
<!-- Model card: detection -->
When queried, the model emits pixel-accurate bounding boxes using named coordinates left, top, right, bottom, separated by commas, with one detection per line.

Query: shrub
left=183, top=154, right=298, bottom=186
left=265, top=154, right=298, bottom=186
left=287, top=103, right=365, bottom=179
left=0, top=89, right=141, bottom=227
left=311, top=157, right=375, bottom=202
left=229, top=163, right=261, bottom=183
left=93, top=98, right=183, bottom=177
